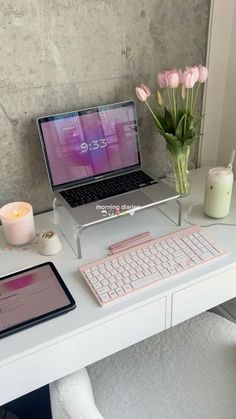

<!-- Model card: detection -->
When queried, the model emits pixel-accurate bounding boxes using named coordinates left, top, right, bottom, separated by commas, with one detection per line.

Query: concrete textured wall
left=0, top=0, right=210, bottom=214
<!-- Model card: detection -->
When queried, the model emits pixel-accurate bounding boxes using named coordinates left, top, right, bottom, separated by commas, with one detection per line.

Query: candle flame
left=13, top=210, right=20, bottom=217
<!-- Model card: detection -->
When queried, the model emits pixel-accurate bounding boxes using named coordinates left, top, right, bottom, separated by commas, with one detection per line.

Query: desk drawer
left=0, top=296, right=166, bottom=405
left=172, top=268, right=236, bottom=326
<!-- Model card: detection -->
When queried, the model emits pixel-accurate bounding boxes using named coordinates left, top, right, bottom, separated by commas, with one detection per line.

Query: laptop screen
left=37, top=100, right=141, bottom=189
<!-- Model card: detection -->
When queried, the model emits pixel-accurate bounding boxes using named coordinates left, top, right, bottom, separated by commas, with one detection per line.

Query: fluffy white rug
left=87, top=312, right=236, bottom=419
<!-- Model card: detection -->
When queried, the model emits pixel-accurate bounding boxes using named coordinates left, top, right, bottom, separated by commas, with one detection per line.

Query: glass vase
left=168, top=145, right=191, bottom=196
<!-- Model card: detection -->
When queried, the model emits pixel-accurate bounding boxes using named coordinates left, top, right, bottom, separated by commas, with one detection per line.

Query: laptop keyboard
left=60, top=171, right=157, bottom=208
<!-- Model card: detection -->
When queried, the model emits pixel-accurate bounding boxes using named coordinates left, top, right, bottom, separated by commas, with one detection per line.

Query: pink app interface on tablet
left=0, top=265, right=70, bottom=332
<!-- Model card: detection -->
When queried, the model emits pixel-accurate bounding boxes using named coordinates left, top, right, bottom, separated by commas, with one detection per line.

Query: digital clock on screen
left=80, top=139, right=107, bottom=153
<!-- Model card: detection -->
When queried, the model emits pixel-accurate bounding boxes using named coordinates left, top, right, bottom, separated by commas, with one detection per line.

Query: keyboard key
left=132, top=274, right=162, bottom=289
left=124, top=278, right=132, bottom=284
left=123, top=284, right=133, bottom=292
left=200, top=252, right=213, bottom=261
left=116, top=287, right=125, bottom=296
left=97, top=286, right=110, bottom=294
left=109, top=290, right=117, bottom=299
left=101, top=279, right=109, bottom=286
left=93, top=282, right=102, bottom=290
left=100, top=293, right=110, bottom=303
left=116, top=279, right=124, bottom=286
left=168, top=267, right=177, bottom=274
left=90, top=278, right=98, bottom=284
left=160, top=269, right=169, bottom=277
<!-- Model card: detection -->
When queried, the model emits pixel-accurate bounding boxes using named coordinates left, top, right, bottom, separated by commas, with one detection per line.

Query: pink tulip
left=140, top=83, right=151, bottom=97
left=198, top=65, right=208, bottom=83
left=183, top=67, right=197, bottom=89
left=178, top=69, right=183, bottom=83
left=135, top=86, right=148, bottom=102
left=166, top=70, right=180, bottom=88
left=192, top=66, right=200, bottom=82
left=157, top=71, right=168, bottom=88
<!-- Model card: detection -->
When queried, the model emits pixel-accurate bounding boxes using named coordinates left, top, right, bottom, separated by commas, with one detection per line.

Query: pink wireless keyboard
left=79, top=225, right=228, bottom=306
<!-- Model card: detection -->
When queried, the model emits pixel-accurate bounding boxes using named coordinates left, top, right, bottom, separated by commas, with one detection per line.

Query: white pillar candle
left=0, top=202, right=35, bottom=245
left=204, top=167, right=234, bottom=218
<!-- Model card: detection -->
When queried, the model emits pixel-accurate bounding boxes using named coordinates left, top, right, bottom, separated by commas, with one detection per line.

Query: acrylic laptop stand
left=53, top=193, right=182, bottom=259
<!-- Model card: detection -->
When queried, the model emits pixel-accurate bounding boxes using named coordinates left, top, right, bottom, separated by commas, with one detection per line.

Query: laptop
left=37, top=100, right=179, bottom=226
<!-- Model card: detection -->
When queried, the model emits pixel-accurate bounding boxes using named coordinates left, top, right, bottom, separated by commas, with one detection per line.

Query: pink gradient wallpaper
left=40, top=104, right=139, bottom=186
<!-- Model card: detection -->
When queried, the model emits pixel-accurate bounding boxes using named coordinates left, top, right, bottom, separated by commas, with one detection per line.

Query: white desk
left=1, top=167, right=236, bottom=406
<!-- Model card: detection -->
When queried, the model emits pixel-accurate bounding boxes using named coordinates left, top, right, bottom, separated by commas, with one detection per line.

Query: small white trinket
left=38, top=230, right=62, bottom=256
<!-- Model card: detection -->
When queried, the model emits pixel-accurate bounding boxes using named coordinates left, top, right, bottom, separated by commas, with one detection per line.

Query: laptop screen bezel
left=37, top=100, right=141, bottom=191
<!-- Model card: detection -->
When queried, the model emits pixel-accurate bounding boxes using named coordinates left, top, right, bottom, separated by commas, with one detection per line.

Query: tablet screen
left=0, top=262, right=76, bottom=338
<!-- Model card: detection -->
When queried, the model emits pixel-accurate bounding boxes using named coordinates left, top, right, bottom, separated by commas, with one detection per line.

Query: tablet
left=0, top=262, right=76, bottom=339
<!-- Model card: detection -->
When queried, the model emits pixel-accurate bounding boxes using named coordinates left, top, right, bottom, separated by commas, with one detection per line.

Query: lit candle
left=0, top=202, right=35, bottom=245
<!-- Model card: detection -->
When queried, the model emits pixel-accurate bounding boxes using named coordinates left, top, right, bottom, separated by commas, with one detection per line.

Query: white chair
left=50, top=312, right=236, bottom=419
left=50, top=368, right=103, bottom=419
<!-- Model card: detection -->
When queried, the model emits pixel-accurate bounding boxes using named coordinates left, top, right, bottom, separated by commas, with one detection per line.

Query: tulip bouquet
left=135, top=65, right=208, bottom=194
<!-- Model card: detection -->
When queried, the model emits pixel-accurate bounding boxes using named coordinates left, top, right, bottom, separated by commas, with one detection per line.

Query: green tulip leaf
left=183, top=136, right=198, bottom=146
left=164, top=107, right=174, bottom=132
left=153, top=120, right=165, bottom=135
left=185, top=114, right=195, bottom=131
left=183, top=128, right=195, bottom=141
left=163, top=133, right=182, bottom=147
left=154, top=114, right=167, bottom=133
left=166, top=143, right=184, bottom=154
left=192, top=114, right=205, bottom=126
left=177, top=109, right=186, bottom=121
left=175, top=113, right=188, bottom=141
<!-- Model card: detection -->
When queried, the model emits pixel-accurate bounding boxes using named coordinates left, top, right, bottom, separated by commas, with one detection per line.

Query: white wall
left=199, top=0, right=235, bottom=172
left=217, top=1, right=236, bottom=173
left=0, top=0, right=210, bottom=213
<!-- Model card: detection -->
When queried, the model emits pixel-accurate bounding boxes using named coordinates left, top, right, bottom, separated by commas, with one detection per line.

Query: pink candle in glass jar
left=0, top=202, right=35, bottom=245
